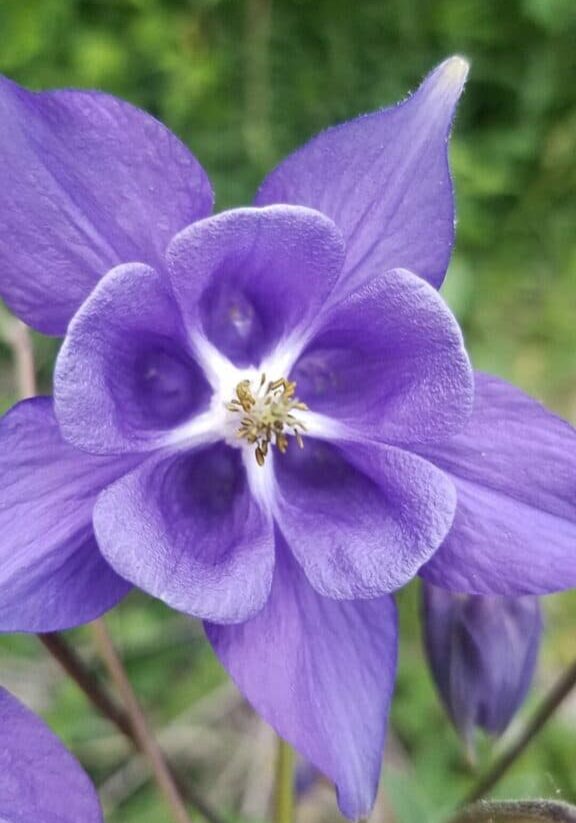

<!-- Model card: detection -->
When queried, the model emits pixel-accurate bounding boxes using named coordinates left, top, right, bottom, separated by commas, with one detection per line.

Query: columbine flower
left=422, top=583, right=542, bottom=750
left=1, top=58, right=576, bottom=819
left=0, top=686, right=103, bottom=822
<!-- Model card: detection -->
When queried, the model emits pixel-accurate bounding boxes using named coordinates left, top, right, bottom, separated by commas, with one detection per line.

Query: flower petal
left=273, top=438, right=456, bottom=598
left=0, top=688, right=103, bottom=823
left=54, top=263, right=211, bottom=454
left=255, top=57, right=467, bottom=294
left=419, top=373, right=576, bottom=594
left=166, top=206, right=345, bottom=368
left=0, top=398, right=133, bottom=633
left=291, top=268, right=473, bottom=446
left=93, top=443, right=275, bottom=623
left=0, top=76, right=213, bottom=335
left=206, top=541, right=397, bottom=820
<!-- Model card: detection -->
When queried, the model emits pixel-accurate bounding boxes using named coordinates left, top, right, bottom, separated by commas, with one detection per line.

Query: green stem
left=243, top=0, right=274, bottom=170
left=449, top=799, right=576, bottom=822
left=460, top=657, right=576, bottom=806
left=274, top=736, right=295, bottom=823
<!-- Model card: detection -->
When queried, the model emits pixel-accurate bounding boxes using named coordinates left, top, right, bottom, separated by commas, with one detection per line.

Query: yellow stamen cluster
left=227, top=374, right=308, bottom=466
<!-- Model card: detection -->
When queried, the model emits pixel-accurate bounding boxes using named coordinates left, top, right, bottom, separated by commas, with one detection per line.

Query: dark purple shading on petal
left=422, top=583, right=542, bottom=742
left=206, top=541, right=398, bottom=820
left=419, top=373, right=576, bottom=595
left=166, top=206, right=345, bottom=367
left=255, top=57, right=467, bottom=296
left=291, top=268, right=473, bottom=446
left=0, top=688, right=103, bottom=823
left=93, top=443, right=275, bottom=623
left=274, top=438, right=456, bottom=598
left=55, top=263, right=211, bottom=455
left=0, top=76, right=213, bottom=335
left=295, top=758, right=320, bottom=798
left=0, top=398, right=135, bottom=632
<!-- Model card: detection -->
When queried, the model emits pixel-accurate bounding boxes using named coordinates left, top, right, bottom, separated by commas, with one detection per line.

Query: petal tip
left=434, top=55, right=470, bottom=95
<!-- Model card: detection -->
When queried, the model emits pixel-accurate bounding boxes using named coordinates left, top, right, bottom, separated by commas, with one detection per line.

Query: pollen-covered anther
left=226, top=374, right=308, bottom=466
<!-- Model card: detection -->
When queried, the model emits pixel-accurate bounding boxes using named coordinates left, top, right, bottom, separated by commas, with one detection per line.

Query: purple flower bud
left=421, top=582, right=542, bottom=746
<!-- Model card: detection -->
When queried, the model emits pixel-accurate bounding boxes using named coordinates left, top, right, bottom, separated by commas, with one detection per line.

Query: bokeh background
left=1, top=1, right=575, bottom=821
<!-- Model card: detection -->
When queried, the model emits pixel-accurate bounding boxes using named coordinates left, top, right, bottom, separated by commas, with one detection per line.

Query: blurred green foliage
left=1, top=1, right=576, bottom=822
left=1, top=0, right=576, bottom=409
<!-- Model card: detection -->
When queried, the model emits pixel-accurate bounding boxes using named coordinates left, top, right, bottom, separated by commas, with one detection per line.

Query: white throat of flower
left=167, top=337, right=336, bottom=474
left=225, top=373, right=308, bottom=465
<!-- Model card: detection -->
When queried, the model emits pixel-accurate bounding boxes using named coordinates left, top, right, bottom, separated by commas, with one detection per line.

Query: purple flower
left=1, top=58, right=576, bottom=818
left=422, top=582, right=542, bottom=746
left=0, top=687, right=103, bottom=822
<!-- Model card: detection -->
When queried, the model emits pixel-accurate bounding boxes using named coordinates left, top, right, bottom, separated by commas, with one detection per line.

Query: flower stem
left=274, top=736, right=295, bottom=823
left=243, top=0, right=274, bottom=169
left=460, top=657, right=576, bottom=806
left=38, top=632, right=134, bottom=739
left=91, top=618, right=193, bottom=823
left=39, top=630, right=224, bottom=823
left=2, top=315, right=37, bottom=396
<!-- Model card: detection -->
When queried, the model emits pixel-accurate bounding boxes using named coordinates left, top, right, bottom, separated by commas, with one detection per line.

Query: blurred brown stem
left=4, top=316, right=37, bottom=396
left=39, top=632, right=134, bottom=739
left=459, top=658, right=576, bottom=806
left=39, top=630, right=224, bottom=823
left=90, top=618, right=193, bottom=823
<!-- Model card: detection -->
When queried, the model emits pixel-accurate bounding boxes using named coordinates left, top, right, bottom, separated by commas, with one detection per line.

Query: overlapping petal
left=274, top=438, right=456, bottom=599
left=255, top=57, right=467, bottom=295
left=291, top=267, right=473, bottom=446
left=206, top=541, right=397, bottom=819
left=420, top=373, right=576, bottom=594
left=0, top=398, right=133, bottom=633
left=93, top=443, right=275, bottom=623
left=0, top=77, right=213, bottom=335
left=54, top=263, right=211, bottom=454
left=0, top=688, right=103, bottom=823
left=166, top=206, right=345, bottom=367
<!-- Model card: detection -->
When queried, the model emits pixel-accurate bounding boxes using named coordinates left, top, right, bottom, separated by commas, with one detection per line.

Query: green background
left=1, top=1, right=575, bottom=821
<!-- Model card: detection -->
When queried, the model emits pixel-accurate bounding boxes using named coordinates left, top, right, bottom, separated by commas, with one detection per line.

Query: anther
left=227, top=373, right=308, bottom=466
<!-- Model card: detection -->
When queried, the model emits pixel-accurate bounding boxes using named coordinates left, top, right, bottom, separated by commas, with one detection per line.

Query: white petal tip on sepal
left=435, top=55, right=470, bottom=93
left=416, top=56, right=469, bottom=116
left=444, top=55, right=470, bottom=84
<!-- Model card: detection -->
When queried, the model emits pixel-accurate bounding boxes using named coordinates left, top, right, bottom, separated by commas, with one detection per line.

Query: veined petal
left=291, top=268, right=473, bottom=446
left=0, top=688, right=104, bottom=823
left=419, top=373, right=576, bottom=594
left=255, top=57, right=468, bottom=295
left=55, top=263, right=211, bottom=454
left=206, top=541, right=397, bottom=820
left=93, top=443, right=275, bottom=623
left=0, top=76, right=213, bottom=335
left=0, top=398, right=134, bottom=633
left=274, top=438, right=456, bottom=599
left=166, top=206, right=345, bottom=368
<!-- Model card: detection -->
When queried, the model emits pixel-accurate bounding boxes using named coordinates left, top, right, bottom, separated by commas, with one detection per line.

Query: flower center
left=226, top=374, right=308, bottom=466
